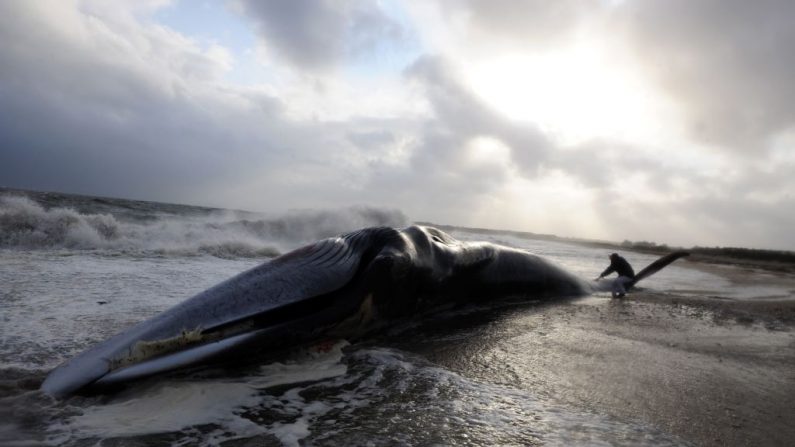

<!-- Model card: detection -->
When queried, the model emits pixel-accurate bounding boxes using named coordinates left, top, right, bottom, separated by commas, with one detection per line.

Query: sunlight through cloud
left=466, top=42, right=664, bottom=145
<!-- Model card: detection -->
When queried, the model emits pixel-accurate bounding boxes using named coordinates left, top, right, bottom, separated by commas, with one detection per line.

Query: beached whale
left=41, top=225, right=687, bottom=397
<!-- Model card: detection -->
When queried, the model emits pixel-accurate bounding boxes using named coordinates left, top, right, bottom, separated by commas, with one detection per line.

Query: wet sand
left=409, top=256, right=795, bottom=447
left=511, top=295, right=794, bottom=446
left=5, top=246, right=792, bottom=446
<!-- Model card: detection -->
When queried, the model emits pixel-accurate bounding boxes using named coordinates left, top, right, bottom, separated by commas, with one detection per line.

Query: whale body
left=41, top=225, right=686, bottom=397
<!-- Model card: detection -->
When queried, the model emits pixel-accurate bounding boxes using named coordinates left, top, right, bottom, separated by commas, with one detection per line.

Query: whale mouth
left=40, top=232, right=383, bottom=398
left=41, top=287, right=369, bottom=397
left=90, top=292, right=379, bottom=390
left=91, top=329, right=268, bottom=389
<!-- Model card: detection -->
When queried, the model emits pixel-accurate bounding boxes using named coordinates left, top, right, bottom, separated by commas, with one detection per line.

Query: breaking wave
left=0, top=195, right=408, bottom=258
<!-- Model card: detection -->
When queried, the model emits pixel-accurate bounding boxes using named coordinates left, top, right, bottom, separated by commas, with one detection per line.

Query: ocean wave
left=0, top=195, right=408, bottom=258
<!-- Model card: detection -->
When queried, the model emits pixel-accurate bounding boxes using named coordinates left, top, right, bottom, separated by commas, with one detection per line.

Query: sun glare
left=466, top=43, right=661, bottom=144
left=468, top=170, right=604, bottom=239
left=465, top=136, right=512, bottom=168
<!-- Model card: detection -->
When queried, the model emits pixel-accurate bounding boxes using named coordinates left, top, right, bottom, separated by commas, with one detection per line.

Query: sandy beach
left=514, top=296, right=793, bottom=446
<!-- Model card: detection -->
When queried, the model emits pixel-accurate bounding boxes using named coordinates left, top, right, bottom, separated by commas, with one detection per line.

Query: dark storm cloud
left=234, top=0, right=408, bottom=69
left=549, top=140, right=677, bottom=189
left=0, top=2, right=360, bottom=207
left=459, top=0, right=599, bottom=46
left=616, top=0, right=795, bottom=152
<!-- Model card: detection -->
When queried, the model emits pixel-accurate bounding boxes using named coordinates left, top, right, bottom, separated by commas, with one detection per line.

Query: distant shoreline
left=3, top=186, right=793, bottom=271
left=421, top=221, right=795, bottom=274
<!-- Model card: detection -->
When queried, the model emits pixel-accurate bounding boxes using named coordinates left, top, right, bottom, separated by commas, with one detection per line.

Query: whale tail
left=591, top=251, right=689, bottom=296
left=627, top=251, right=690, bottom=288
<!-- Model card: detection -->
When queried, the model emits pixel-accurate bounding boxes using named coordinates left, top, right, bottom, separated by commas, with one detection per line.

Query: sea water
left=0, top=189, right=771, bottom=446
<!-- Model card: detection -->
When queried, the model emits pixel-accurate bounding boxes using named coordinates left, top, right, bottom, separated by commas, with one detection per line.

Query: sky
left=1, top=0, right=794, bottom=250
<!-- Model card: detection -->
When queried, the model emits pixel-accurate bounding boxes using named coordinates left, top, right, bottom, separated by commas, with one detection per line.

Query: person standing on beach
left=596, top=253, right=635, bottom=298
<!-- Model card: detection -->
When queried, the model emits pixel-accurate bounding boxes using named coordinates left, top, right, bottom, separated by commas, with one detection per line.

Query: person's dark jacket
left=599, top=254, right=635, bottom=279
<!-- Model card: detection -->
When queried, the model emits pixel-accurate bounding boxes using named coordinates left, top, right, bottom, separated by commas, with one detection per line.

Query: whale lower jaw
left=89, top=295, right=380, bottom=390
left=92, top=330, right=266, bottom=388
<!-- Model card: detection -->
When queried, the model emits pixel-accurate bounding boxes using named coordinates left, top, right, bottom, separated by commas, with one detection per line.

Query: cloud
left=394, top=0, right=795, bottom=247
left=462, top=0, right=601, bottom=46
left=405, top=57, right=552, bottom=174
left=232, top=0, right=408, bottom=70
left=0, top=1, right=265, bottom=199
left=345, top=56, right=559, bottom=223
left=1, top=1, right=793, bottom=249
left=0, top=1, right=392, bottom=211
left=414, top=0, right=795, bottom=153
left=615, top=0, right=795, bottom=152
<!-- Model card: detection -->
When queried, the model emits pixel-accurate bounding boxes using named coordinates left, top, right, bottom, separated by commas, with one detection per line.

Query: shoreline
left=426, top=221, right=795, bottom=275
left=556, top=294, right=794, bottom=447
left=605, top=252, right=795, bottom=445
left=406, top=251, right=795, bottom=447
left=648, top=251, right=795, bottom=326
left=521, top=250, right=795, bottom=446
left=416, top=291, right=795, bottom=447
